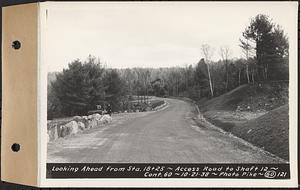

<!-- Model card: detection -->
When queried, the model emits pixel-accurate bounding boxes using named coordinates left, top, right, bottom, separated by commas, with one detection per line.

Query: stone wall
left=47, top=114, right=112, bottom=142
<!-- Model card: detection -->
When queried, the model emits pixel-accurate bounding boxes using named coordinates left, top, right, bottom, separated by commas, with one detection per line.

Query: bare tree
left=235, top=59, right=244, bottom=86
left=201, top=44, right=214, bottom=97
left=239, top=32, right=257, bottom=84
left=220, top=46, right=232, bottom=91
left=138, top=69, right=151, bottom=103
left=239, top=39, right=251, bottom=83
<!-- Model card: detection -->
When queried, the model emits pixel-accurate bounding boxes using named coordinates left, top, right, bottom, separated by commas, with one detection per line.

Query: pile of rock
left=152, top=101, right=167, bottom=111
left=47, top=114, right=112, bottom=142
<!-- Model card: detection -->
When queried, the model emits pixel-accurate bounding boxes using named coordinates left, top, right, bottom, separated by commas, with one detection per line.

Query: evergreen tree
left=51, top=56, right=106, bottom=116
left=241, top=14, right=289, bottom=81
left=194, top=58, right=209, bottom=98
left=104, top=69, right=126, bottom=112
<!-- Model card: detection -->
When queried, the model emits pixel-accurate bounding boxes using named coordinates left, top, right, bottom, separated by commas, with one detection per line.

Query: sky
left=42, top=2, right=297, bottom=72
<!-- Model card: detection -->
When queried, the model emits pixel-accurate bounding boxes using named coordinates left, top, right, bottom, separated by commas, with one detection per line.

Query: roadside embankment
left=197, top=82, right=289, bottom=160
left=231, top=104, right=289, bottom=160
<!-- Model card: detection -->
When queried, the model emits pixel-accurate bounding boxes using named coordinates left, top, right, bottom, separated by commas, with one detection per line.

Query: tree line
left=48, top=14, right=289, bottom=119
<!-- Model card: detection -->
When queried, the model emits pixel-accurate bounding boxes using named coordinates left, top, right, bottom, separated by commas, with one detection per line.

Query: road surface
left=47, top=98, right=284, bottom=163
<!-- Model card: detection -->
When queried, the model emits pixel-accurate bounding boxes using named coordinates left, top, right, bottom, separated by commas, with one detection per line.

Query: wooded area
left=48, top=14, right=289, bottom=119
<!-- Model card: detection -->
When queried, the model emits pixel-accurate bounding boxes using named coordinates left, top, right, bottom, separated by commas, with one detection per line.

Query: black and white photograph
left=44, top=2, right=297, bottom=182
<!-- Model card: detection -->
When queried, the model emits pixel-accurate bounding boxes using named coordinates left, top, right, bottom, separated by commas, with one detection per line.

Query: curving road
left=47, top=98, right=283, bottom=163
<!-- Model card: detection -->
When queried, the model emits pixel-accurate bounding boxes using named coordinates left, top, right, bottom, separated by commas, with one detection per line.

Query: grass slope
left=201, top=84, right=249, bottom=111
left=231, top=104, right=289, bottom=160
left=199, top=81, right=289, bottom=160
left=201, top=82, right=288, bottom=112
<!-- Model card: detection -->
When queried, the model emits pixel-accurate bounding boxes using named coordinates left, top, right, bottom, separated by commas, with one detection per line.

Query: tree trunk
left=226, top=71, right=229, bottom=91
left=177, top=79, right=179, bottom=96
left=198, top=85, right=201, bottom=99
left=238, top=69, right=241, bottom=86
left=225, top=62, right=229, bottom=91
left=246, top=64, right=250, bottom=84
left=264, top=64, right=268, bottom=80
left=207, top=63, right=214, bottom=97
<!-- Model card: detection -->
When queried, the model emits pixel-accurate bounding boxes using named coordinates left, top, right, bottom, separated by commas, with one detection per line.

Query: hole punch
left=11, top=143, right=20, bottom=152
left=12, top=40, right=21, bottom=49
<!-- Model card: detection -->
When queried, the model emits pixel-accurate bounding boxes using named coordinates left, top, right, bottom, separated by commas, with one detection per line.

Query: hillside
left=198, top=81, right=289, bottom=160
left=231, top=104, right=289, bottom=160
left=201, top=82, right=288, bottom=112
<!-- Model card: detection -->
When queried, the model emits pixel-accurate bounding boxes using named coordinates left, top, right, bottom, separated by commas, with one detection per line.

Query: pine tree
left=241, top=14, right=289, bottom=81
left=51, top=56, right=106, bottom=116
left=104, top=69, right=126, bottom=112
